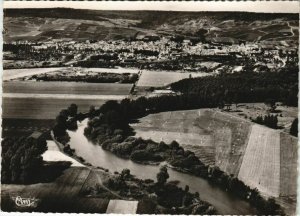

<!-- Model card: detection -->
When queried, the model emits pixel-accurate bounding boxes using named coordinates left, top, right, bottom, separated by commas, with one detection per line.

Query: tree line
left=52, top=65, right=298, bottom=213
left=1, top=134, right=47, bottom=184
left=208, top=166, right=283, bottom=215
left=170, top=65, right=298, bottom=107
left=63, top=98, right=284, bottom=214
left=53, top=103, right=79, bottom=144
left=251, top=114, right=279, bottom=129
left=102, top=166, right=215, bottom=214
left=30, top=72, right=138, bottom=84
left=134, top=49, right=159, bottom=56
left=290, top=118, right=298, bottom=137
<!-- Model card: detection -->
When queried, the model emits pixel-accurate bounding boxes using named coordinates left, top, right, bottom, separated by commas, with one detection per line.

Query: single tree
left=120, top=168, right=131, bottom=180
left=68, top=103, right=78, bottom=117
left=156, top=165, right=169, bottom=185
left=265, top=99, right=276, bottom=112
left=184, top=185, right=189, bottom=193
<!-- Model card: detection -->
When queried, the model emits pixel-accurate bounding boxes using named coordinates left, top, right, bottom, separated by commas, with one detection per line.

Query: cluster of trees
left=70, top=71, right=297, bottom=126
left=1, top=134, right=47, bottom=184
left=208, top=166, right=283, bottom=215
left=170, top=36, right=185, bottom=43
left=75, top=57, right=221, bottom=71
left=153, top=166, right=215, bottom=214
left=80, top=99, right=285, bottom=214
left=4, top=43, right=67, bottom=63
left=103, top=166, right=215, bottom=215
left=65, top=99, right=211, bottom=208
left=141, top=60, right=184, bottom=71
left=89, top=54, right=118, bottom=61
left=290, top=118, right=298, bottom=137
left=55, top=89, right=289, bottom=214
left=252, top=114, right=278, bottom=129
left=134, top=49, right=159, bottom=56
left=106, top=169, right=131, bottom=191
left=102, top=138, right=165, bottom=162
left=83, top=96, right=215, bottom=123
left=82, top=101, right=207, bottom=173
left=84, top=101, right=134, bottom=144
left=101, top=136, right=207, bottom=177
left=75, top=60, right=117, bottom=68
left=171, top=65, right=298, bottom=107
left=63, top=144, right=75, bottom=156
left=53, top=103, right=79, bottom=144
left=30, top=72, right=138, bottom=84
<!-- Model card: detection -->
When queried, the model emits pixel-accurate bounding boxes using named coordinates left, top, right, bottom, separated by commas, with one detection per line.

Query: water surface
left=68, top=119, right=258, bottom=215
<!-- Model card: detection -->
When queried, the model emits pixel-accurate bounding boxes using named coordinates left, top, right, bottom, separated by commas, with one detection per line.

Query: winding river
left=68, top=119, right=258, bottom=215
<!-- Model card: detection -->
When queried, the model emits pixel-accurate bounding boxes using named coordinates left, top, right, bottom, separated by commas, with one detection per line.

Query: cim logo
left=13, top=196, right=38, bottom=208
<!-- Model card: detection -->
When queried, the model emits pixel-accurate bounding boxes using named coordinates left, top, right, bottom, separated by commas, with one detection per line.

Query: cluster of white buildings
left=4, top=36, right=298, bottom=72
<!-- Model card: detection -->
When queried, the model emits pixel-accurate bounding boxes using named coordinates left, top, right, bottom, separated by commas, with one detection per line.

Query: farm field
left=2, top=118, right=55, bottom=138
left=1, top=167, right=111, bottom=213
left=4, top=9, right=298, bottom=44
left=13, top=67, right=139, bottom=83
left=131, top=109, right=214, bottom=148
left=3, top=67, right=138, bottom=78
left=279, top=133, right=298, bottom=196
left=2, top=97, right=109, bottom=119
left=4, top=16, right=139, bottom=42
left=42, top=141, right=85, bottom=167
left=3, top=67, right=64, bottom=80
left=3, top=81, right=132, bottom=119
left=1, top=136, right=140, bottom=213
left=1, top=143, right=115, bottom=213
left=196, top=110, right=252, bottom=176
left=183, top=145, right=215, bottom=165
left=136, top=70, right=209, bottom=87
left=80, top=67, right=139, bottom=74
left=131, top=109, right=297, bottom=201
left=3, top=81, right=132, bottom=95
left=132, top=108, right=252, bottom=172
left=225, top=103, right=298, bottom=132
left=1, top=145, right=140, bottom=213
left=106, top=200, right=138, bottom=214
left=237, top=124, right=281, bottom=197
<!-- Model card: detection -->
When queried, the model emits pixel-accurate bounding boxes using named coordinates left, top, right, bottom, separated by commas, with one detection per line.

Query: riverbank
left=66, top=119, right=260, bottom=214
left=51, top=98, right=284, bottom=215
left=50, top=132, right=216, bottom=214
left=81, top=115, right=284, bottom=215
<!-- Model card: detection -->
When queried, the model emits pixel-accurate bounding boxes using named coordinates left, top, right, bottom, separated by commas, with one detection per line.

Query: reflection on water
left=68, top=119, right=257, bottom=215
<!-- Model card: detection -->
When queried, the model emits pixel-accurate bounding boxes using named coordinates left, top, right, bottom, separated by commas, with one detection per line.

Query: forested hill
left=4, top=8, right=298, bottom=42
left=170, top=66, right=298, bottom=107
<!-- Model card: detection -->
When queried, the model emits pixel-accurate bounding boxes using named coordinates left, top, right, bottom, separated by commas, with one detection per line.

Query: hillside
left=3, top=8, right=298, bottom=43
left=132, top=109, right=297, bottom=214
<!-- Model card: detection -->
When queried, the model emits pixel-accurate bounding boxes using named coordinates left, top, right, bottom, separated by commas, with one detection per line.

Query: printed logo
left=13, top=196, right=38, bottom=208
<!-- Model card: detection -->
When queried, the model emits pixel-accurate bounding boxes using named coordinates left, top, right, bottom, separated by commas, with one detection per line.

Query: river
left=68, top=119, right=258, bottom=215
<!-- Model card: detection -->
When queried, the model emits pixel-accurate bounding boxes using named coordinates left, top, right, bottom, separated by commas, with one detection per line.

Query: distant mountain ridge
left=4, top=8, right=299, bottom=43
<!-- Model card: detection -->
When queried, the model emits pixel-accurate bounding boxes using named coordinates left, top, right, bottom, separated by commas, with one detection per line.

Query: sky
left=3, top=1, right=299, bottom=13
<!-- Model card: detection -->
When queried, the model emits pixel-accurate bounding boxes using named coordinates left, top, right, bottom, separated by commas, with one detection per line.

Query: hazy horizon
left=3, top=1, right=299, bottom=13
